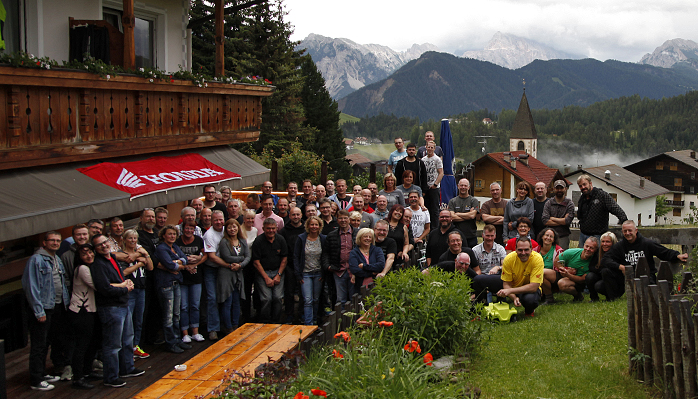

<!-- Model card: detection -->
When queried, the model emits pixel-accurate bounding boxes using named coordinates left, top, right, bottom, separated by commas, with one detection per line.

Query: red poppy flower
left=294, top=392, right=309, bottom=399
left=404, top=339, right=421, bottom=353
left=423, top=353, right=433, bottom=366
left=36, top=61, right=41, bottom=66
left=378, top=321, right=393, bottom=327
left=332, top=349, right=343, bottom=359
left=334, top=331, right=351, bottom=342
left=310, top=387, right=328, bottom=397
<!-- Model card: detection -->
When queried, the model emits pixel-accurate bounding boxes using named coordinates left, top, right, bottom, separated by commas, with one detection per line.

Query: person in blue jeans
left=155, top=226, right=190, bottom=354
left=251, top=218, right=288, bottom=323
left=90, top=234, right=144, bottom=388
left=294, top=216, right=327, bottom=325
left=321, top=210, right=358, bottom=306
left=22, top=231, right=70, bottom=391
left=121, top=229, right=153, bottom=359
left=218, top=219, right=250, bottom=333
left=176, top=221, right=207, bottom=342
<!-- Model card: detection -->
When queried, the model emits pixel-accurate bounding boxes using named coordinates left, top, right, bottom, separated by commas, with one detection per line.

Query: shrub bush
left=367, top=268, right=486, bottom=357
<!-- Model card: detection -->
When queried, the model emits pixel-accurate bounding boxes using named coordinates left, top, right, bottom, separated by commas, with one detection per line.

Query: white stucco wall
left=659, top=193, right=698, bottom=225
left=27, top=0, right=188, bottom=72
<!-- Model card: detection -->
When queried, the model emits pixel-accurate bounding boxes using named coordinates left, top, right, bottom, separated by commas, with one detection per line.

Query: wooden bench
left=133, top=323, right=317, bottom=399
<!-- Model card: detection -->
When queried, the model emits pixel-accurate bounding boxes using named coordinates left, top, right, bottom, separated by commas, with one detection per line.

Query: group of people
left=22, top=138, right=689, bottom=392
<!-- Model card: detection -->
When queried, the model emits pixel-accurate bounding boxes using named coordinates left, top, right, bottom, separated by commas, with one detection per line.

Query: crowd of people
left=22, top=134, right=689, bottom=392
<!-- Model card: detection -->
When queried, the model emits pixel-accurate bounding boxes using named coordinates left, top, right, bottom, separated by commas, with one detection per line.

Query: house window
left=673, top=208, right=682, bottom=217
left=691, top=202, right=695, bottom=207
left=674, top=193, right=682, bottom=202
left=103, top=4, right=158, bottom=69
left=674, top=178, right=683, bottom=187
left=670, top=162, right=678, bottom=171
left=609, top=193, right=617, bottom=202
left=517, top=141, right=525, bottom=151
left=692, top=172, right=695, bottom=180
left=475, top=180, right=483, bottom=189
left=0, top=0, right=20, bottom=54
left=656, top=161, right=663, bottom=170
left=691, top=187, right=695, bottom=194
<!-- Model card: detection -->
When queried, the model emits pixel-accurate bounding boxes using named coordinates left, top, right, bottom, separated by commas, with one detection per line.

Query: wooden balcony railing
left=0, top=66, right=273, bottom=170
left=665, top=200, right=685, bottom=207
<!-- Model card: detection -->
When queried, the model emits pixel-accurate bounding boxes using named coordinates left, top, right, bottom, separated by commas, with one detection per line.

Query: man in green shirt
left=552, top=237, right=598, bottom=301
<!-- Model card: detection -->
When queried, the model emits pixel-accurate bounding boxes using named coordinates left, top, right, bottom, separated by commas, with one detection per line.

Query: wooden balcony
left=0, top=66, right=273, bottom=170
left=665, top=200, right=685, bottom=207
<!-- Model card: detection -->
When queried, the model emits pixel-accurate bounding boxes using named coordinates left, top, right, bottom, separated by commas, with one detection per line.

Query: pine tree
left=190, top=0, right=309, bottom=155
left=299, top=54, right=350, bottom=178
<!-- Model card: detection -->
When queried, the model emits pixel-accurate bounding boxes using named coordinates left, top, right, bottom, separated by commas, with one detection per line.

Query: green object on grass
left=483, top=301, right=518, bottom=322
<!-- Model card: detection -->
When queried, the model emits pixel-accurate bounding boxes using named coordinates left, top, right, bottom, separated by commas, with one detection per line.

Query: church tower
left=509, top=88, right=538, bottom=158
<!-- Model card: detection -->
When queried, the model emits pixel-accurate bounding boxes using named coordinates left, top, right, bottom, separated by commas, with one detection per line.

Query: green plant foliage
left=367, top=268, right=486, bottom=357
left=299, top=54, right=351, bottom=179
left=350, top=171, right=384, bottom=191
left=287, top=328, right=465, bottom=399
left=251, top=141, right=324, bottom=185
left=655, top=195, right=672, bottom=219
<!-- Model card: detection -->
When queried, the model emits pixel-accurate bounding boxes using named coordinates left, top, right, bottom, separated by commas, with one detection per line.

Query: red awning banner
left=78, top=154, right=241, bottom=199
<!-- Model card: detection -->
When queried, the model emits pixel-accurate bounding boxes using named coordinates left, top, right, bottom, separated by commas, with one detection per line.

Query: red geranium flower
left=334, top=331, right=351, bottom=342
left=331, top=349, right=343, bottom=359
left=423, top=353, right=433, bottom=366
left=378, top=321, right=393, bottom=327
left=294, top=392, right=309, bottom=399
left=310, top=387, right=328, bottom=397
left=404, top=339, right=421, bottom=353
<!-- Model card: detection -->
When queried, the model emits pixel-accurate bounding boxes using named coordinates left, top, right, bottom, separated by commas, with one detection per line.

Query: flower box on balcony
left=0, top=66, right=273, bottom=170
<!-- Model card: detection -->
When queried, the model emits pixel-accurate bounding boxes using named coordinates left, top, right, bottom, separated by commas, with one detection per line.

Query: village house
left=624, top=149, right=698, bottom=224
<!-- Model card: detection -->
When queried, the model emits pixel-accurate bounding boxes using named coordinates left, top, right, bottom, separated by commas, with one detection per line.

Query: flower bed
left=211, top=268, right=486, bottom=398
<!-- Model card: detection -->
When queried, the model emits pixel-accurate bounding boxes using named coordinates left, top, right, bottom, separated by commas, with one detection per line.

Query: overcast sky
left=284, top=0, right=698, bottom=62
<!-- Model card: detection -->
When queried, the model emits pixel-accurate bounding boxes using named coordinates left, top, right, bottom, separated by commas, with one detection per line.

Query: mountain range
left=461, top=32, right=583, bottom=69
left=297, top=33, right=439, bottom=99
left=337, top=51, right=698, bottom=120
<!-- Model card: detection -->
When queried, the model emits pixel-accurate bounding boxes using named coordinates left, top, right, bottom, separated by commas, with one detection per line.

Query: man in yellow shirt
left=472, top=236, right=544, bottom=316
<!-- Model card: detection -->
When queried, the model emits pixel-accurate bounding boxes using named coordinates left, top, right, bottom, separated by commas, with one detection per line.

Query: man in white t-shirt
left=421, top=142, right=443, bottom=228
left=202, top=210, right=225, bottom=340
left=407, top=191, right=430, bottom=243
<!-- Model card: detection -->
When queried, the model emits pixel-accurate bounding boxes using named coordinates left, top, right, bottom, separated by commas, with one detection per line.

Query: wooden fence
left=626, top=258, right=697, bottom=398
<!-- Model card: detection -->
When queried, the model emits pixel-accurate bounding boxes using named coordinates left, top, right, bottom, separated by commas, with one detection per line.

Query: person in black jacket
left=279, top=207, right=306, bottom=324
left=576, top=175, right=627, bottom=248
left=601, top=220, right=687, bottom=300
left=90, top=234, right=144, bottom=388
left=394, top=143, right=428, bottom=192
left=321, top=210, right=358, bottom=306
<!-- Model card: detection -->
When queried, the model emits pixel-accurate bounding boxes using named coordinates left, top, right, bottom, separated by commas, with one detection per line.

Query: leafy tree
left=299, top=54, right=350, bottom=178
left=655, top=195, right=672, bottom=222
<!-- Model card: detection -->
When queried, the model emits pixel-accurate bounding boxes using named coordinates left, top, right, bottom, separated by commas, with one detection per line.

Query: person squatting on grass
left=472, top=236, right=543, bottom=316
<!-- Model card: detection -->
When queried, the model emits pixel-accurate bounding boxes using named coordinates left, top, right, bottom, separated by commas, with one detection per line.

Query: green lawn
left=347, top=143, right=396, bottom=161
left=339, top=112, right=360, bottom=125
left=469, top=296, right=658, bottom=399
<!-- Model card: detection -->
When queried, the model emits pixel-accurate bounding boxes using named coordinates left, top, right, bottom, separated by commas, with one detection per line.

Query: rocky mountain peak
left=639, top=38, right=698, bottom=70
left=297, top=34, right=439, bottom=99
left=462, top=32, right=581, bottom=69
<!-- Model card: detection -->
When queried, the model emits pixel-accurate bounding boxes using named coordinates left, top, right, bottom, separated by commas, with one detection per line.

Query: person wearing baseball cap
left=541, top=180, right=575, bottom=249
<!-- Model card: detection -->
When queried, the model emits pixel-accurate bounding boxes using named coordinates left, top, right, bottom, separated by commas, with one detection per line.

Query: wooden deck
left=134, top=323, right=317, bottom=399
left=4, top=323, right=316, bottom=399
